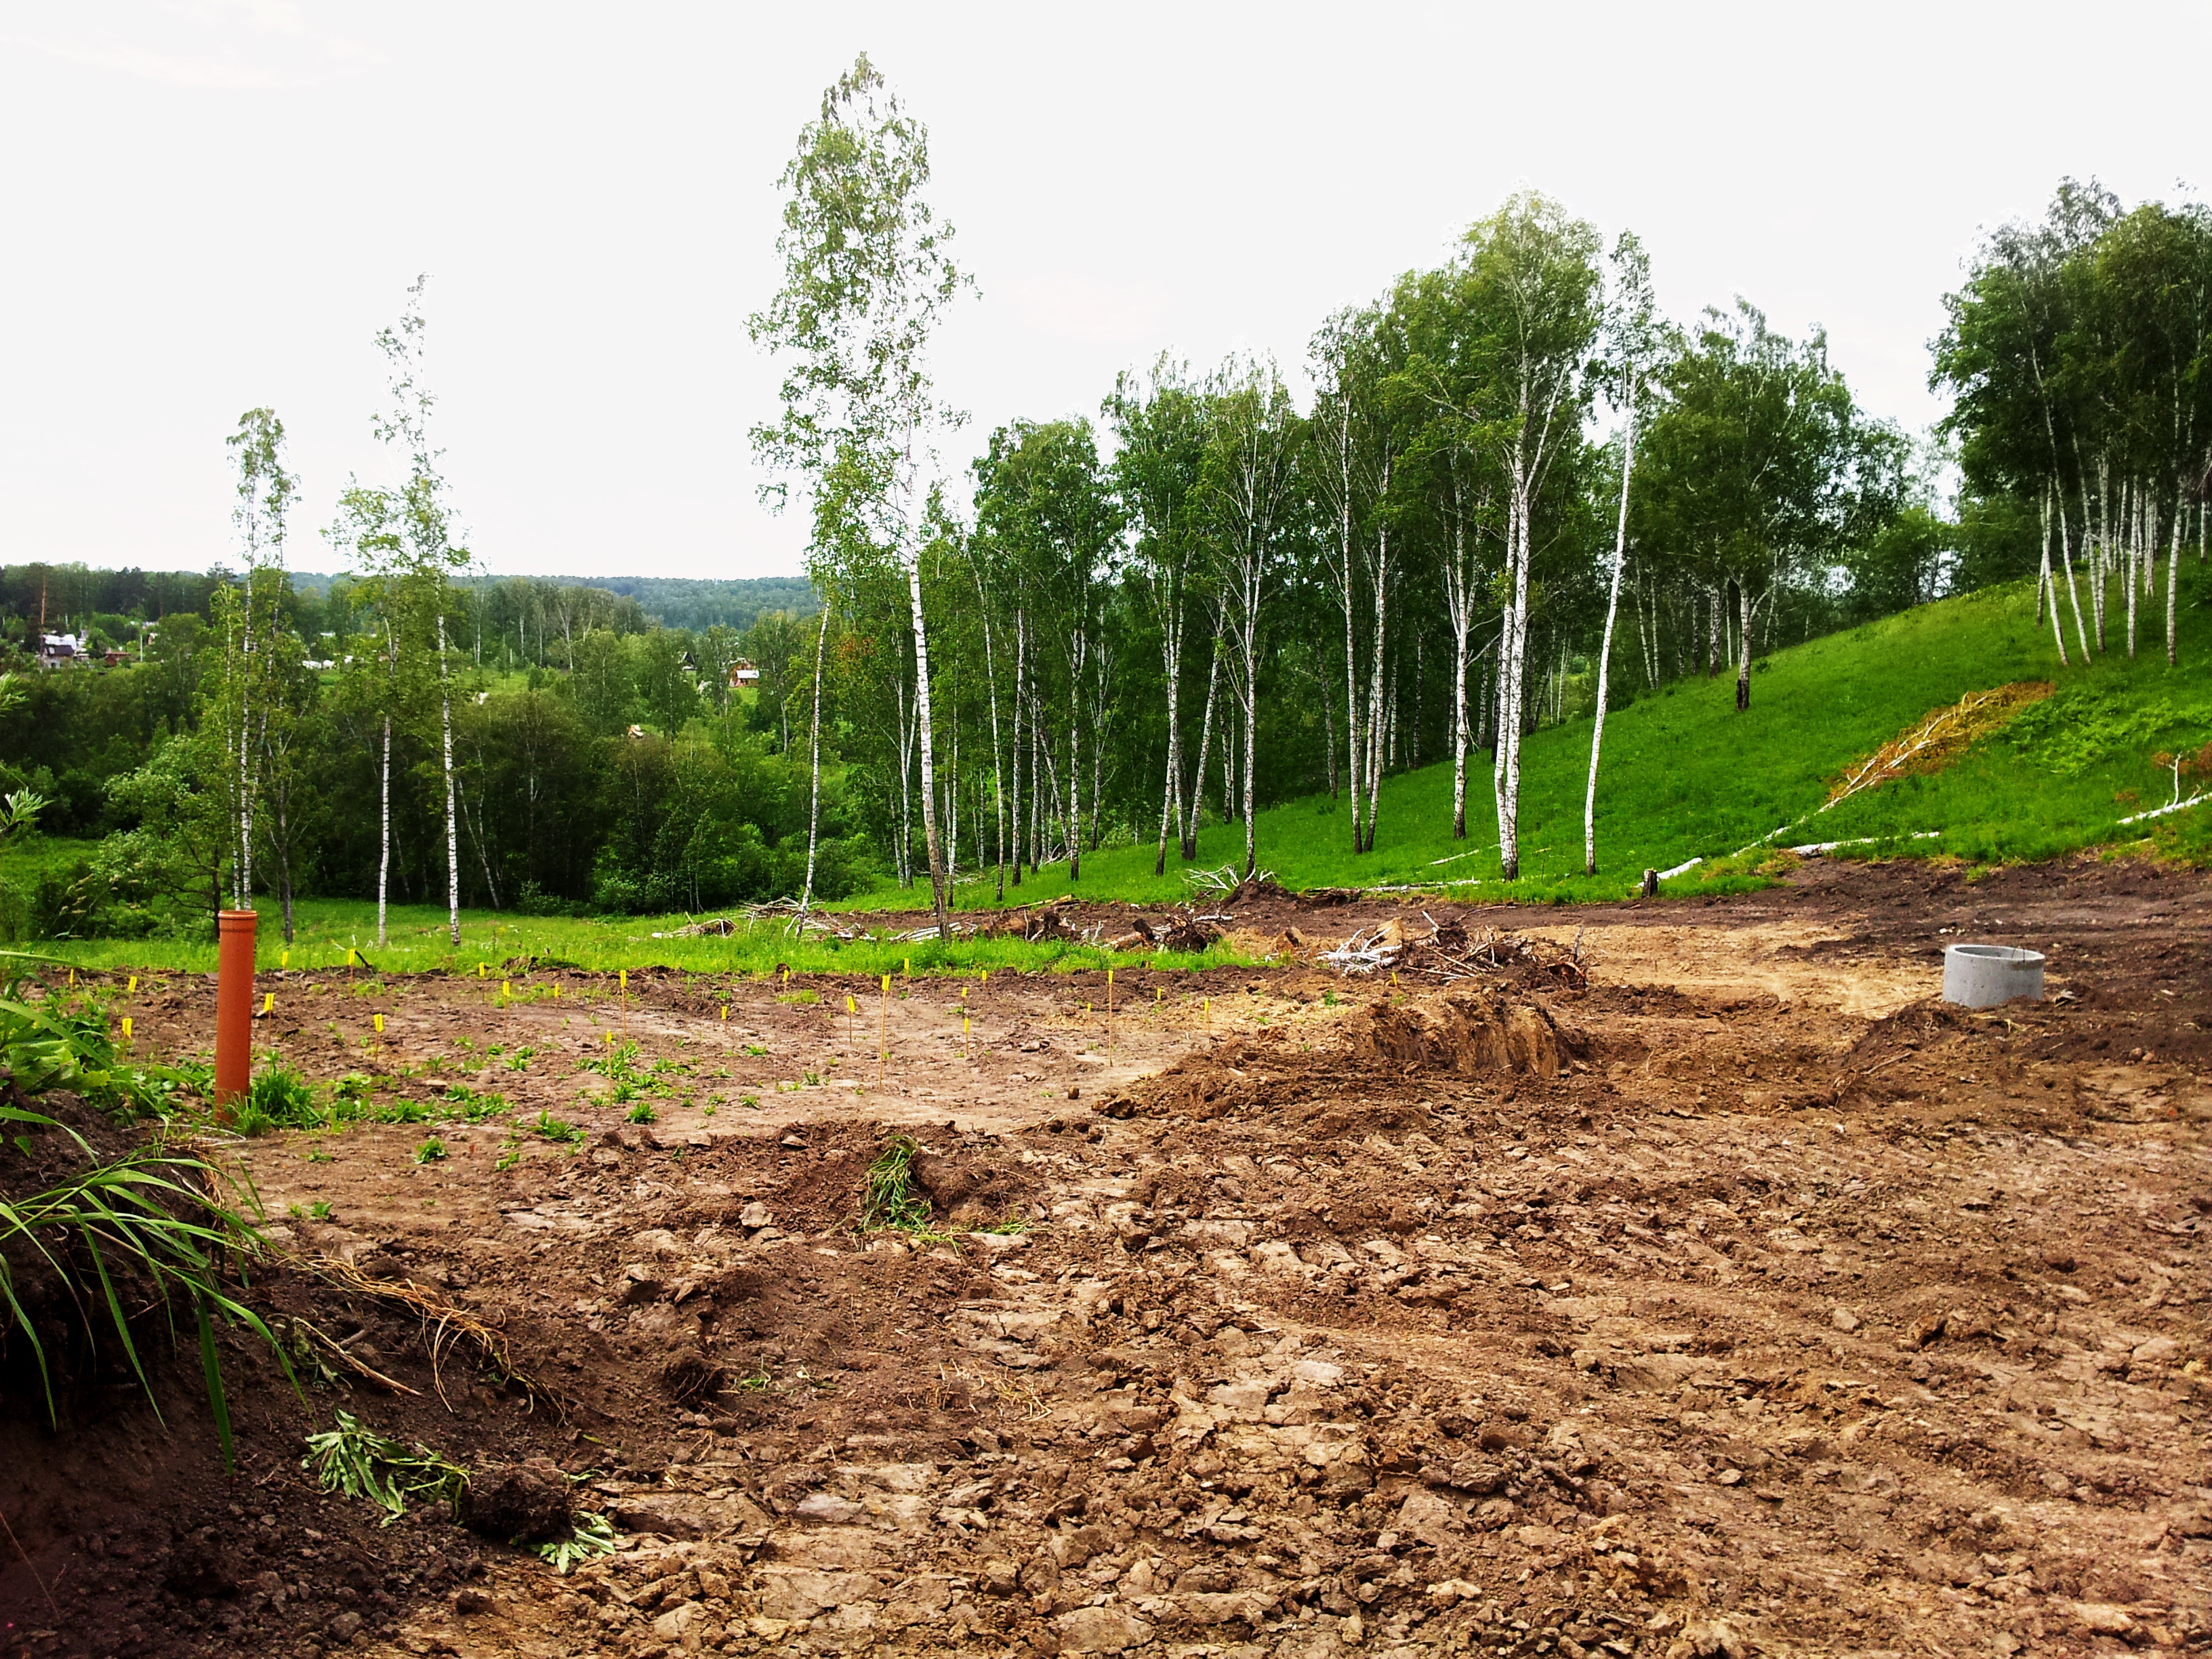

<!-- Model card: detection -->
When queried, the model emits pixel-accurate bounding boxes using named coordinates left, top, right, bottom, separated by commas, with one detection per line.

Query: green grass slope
left=18, top=569, right=2208, bottom=975
left=874, top=566, right=2212, bottom=911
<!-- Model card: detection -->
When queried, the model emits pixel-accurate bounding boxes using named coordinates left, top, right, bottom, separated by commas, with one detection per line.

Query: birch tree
left=368, top=277, right=473, bottom=947
left=1199, top=356, right=1301, bottom=880
left=750, top=54, right=972, bottom=937
left=1105, top=357, right=1211, bottom=874
left=1584, top=234, right=1661, bottom=874
left=972, top=419, right=1122, bottom=882
left=1309, top=310, right=1403, bottom=854
left=1460, top=197, right=1603, bottom=880
left=215, top=407, right=295, bottom=913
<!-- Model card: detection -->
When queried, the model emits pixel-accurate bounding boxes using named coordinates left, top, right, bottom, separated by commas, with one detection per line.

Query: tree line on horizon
left=0, top=57, right=2205, bottom=943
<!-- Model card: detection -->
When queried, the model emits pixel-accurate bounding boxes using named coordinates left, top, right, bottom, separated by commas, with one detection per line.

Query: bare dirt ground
left=5, top=855, right=2211, bottom=1659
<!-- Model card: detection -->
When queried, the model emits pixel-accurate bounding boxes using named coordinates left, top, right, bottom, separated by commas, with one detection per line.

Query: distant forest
left=0, top=569, right=821, bottom=644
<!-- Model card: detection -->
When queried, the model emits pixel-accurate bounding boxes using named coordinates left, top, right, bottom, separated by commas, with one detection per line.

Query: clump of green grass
left=413, top=1135, right=447, bottom=1164
left=302, top=1410, right=469, bottom=1525
left=523, top=1109, right=581, bottom=1144
left=232, top=1061, right=319, bottom=1137
left=624, top=1101, right=655, bottom=1125
left=859, top=1134, right=938, bottom=1233
left=443, top=1083, right=509, bottom=1123
left=0, top=1100, right=291, bottom=1467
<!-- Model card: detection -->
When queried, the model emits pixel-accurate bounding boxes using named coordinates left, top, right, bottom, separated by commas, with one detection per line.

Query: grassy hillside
left=863, top=567, right=2212, bottom=910
left=14, top=569, right=2207, bottom=974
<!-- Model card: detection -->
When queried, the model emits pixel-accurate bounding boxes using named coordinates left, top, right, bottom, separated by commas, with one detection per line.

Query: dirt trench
left=5, top=857, right=2212, bottom=1659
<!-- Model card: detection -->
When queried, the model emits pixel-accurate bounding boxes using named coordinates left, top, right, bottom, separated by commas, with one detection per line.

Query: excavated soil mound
left=1357, top=985, right=1582, bottom=1078
left=1104, top=987, right=1581, bottom=1124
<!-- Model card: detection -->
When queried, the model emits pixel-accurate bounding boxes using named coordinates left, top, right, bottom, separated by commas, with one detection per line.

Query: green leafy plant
left=539, top=1510, right=617, bottom=1574
left=503, top=1046, right=535, bottom=1071
left=413, top=1136, right=447, bottom=1164
left=302, top=1411, right=469, bottom=1525
left=624, top=1101, right=656, bottom=1124
left=443, top=1084, right=509, bottom=1123
left=523, top=1110, right=581, bottom=1143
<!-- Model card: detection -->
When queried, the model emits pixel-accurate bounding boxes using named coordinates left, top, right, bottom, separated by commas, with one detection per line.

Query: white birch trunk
left=438, top=609, right=459, bottom=946
left=2167, top=499, right=2182, bottom=666
left=905, top=553, right=949, bottom=935
left=1584, top=395, right=1637, bottom=874
left=2039, top=494, right=2070, bottom=668
left=1010, top=610, right=1025, bottom=886
left=1185, top=640, right=1221, bottom=860
left=799, top=597, right=831, bottom=912
left=1362, top=496, right=1391, bottom=852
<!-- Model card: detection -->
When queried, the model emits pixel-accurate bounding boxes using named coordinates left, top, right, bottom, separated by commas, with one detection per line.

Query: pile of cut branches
left=1322, top=915, right=1587, bottom=989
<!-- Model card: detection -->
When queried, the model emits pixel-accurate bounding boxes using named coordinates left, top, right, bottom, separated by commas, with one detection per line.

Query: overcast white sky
left=0, top=1, right=2203, bottom=581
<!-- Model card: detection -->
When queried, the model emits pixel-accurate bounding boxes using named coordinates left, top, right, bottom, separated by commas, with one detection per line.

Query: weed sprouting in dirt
left=413, top=1136, right=447, bottom=1164
left=539, top=1511, right=617, bottom=1574
left=302, top=1410, right=469, bottom=1525
left=233, top=1061, right=319, bottom=1136
left=442, top=1083, right=509, bottom=1123
left=523, top=1109, right=581, bottom=1143
left=624, top=1101, right=656, bottom=1124
left=860, top=1134, right=942, bottom=1235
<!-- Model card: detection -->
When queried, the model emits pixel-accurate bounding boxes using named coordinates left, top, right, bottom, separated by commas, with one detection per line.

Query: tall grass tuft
left=0, top=1104, right=291, bottom=1465
left=860, top=1134, right=936, bottom=1233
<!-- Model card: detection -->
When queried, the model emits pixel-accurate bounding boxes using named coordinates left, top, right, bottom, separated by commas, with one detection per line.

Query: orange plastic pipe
left=216, top=909, right=257, bottom=1112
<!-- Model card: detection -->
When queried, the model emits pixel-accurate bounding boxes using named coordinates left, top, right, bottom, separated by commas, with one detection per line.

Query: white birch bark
left=2039, top=493, right=2070, bottom=667
left=1440, top=462, right=1480, bottom=841
left=798, top=596, right=831, bottom=912
left=1361, top=478, right=1393, bottom=852
left=905, top=548, right=949, bottom=935
left=2167, top=497, right=2182, bottom=665
left=1584, top=391, right=1637, bottom=874
left=1185, top=630, right=1221, bottom=859
left=1496, top=479, right=1534, bottom=882
left=438, top=608, right=459, bottom=945
left=1010, top=609, right=1025, bottom=886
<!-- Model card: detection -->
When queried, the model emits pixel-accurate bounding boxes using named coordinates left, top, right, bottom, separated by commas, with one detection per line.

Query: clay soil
left=5, top=855, right=2212, bottom=1659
